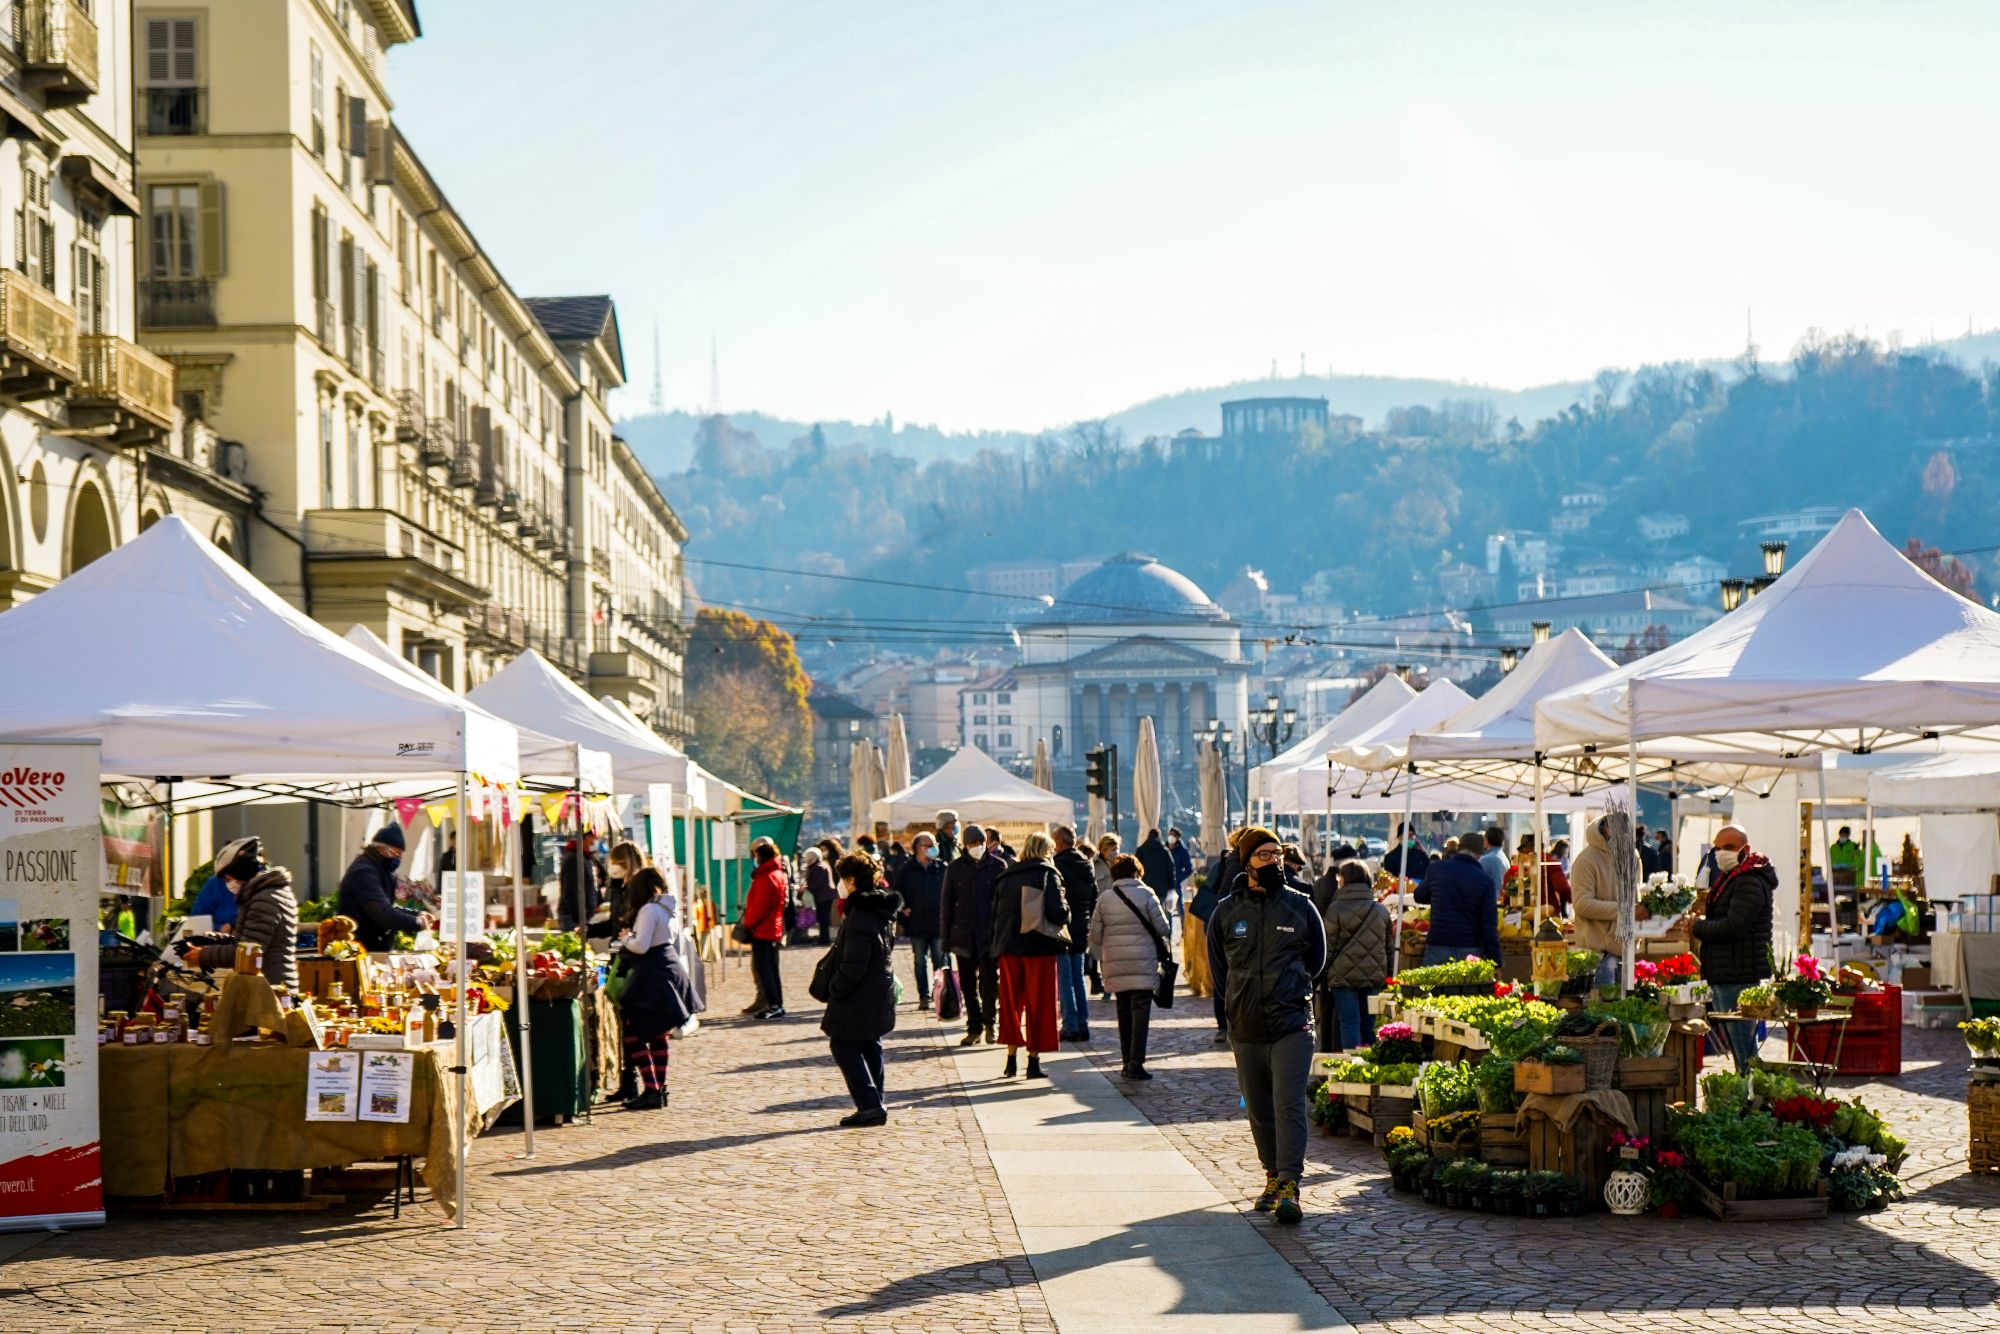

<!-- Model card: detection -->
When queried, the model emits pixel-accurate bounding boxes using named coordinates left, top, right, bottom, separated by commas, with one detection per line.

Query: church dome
left=1041, top=553, right=1227, bottom=626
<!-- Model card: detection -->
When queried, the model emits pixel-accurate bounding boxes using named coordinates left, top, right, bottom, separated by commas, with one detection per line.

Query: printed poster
left=358, top=1050, right=416, bottom=1123
left=0, top=741, right=104, bottom=1232
left=304, top=1051, right=360, bottom=1122
left=438, top=871, right=483, bottom=942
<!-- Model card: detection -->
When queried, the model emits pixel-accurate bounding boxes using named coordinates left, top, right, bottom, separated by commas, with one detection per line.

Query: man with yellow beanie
left=1207, top=825, right=1326, bottom=1226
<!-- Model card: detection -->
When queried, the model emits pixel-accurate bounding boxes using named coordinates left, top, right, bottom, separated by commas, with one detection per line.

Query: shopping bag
left=935, top=963, right=962, bottom=1022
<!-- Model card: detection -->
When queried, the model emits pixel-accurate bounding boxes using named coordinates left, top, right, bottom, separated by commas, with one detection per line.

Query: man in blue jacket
left=1208, top=826, right=1327, bottom=1227
left=1414, top=832, right=1501, bottom=964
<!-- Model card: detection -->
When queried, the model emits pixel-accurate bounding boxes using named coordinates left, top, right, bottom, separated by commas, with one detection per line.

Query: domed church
left=1011, top=553, right=1250, bottom=784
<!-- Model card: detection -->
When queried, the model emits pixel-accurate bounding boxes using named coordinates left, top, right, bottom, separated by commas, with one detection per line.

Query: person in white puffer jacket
left=1088, top=855, right=1172, bottom=1081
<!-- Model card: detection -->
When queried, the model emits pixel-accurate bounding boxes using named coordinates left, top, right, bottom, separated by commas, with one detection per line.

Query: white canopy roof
left=470, top=650, right=685, bottom=794
left=340, top=625, right=609, bottom=787
left=1537, top=509, right=2000, bottom=760
left=1411, top=631, right=1615, bottom=765
left=1324, top=680, right=1476, bottom=772
left=871, top=746, right=1073, bottom=827
left=595, top=695, right=711, bottom=815
left=0, top=517, right=519, bottom=785
left=1252, top=674, right=1417, bottom=809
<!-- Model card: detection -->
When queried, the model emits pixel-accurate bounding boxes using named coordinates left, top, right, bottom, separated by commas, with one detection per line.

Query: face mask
left=1715, top=848, right=1741, bottom=872
left=1254, top=863, right=1285, bottom=889
left=966, top=845, right=985, bottom=859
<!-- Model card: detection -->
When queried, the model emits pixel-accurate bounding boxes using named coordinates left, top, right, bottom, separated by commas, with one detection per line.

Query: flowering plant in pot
left=1381, top=1126, right=1428, bottom=1190
left=1366, top=1021, right=1425, bottom=1066
left=1488, top=1168, right=1527, bottom=1215
left=1648, top=1149, right=1689, bottom=1217
left=1735, top=982, right=1778, bottom=1020
left=1960, top=1017, right=2000, bottom=1061
left=1522, top=1170, right=1569, bottom=1218
left=1774, top=955, right=1832, bottom=1017
left=1440, top=1157, right=1487, bottom=1209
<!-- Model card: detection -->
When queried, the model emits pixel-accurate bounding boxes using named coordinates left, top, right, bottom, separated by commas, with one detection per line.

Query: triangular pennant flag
left=424, top=802, right=452, bottom=828
left=541, top=792, right=568, bottom=827
left=393, top=796, right=424, bottom=826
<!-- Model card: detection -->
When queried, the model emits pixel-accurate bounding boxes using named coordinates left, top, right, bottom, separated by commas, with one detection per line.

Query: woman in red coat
left=743, top=839, right=790, bottom=1019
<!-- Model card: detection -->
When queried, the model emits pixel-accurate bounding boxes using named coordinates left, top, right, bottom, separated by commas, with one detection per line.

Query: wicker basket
left=1971, top=1082, right=2000, bottom=1174
left=1569, top=1034, right=1621, bottom=1091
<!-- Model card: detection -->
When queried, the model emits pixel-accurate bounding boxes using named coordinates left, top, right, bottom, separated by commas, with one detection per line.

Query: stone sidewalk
left=1, top=940, right=1995, bottom=1333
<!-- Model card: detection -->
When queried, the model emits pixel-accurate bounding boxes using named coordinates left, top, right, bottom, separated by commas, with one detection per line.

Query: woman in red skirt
left=989, top=830, right=1070, bottom=1079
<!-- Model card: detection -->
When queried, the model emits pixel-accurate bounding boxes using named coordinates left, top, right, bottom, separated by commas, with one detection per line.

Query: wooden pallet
left=1687, top=1174, right=1830, bottom=1221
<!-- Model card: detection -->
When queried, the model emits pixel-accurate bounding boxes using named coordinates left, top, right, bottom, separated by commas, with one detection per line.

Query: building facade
left=957, top=670, right=1020, bottom=758
left=0, top=2, right=247, bottom=607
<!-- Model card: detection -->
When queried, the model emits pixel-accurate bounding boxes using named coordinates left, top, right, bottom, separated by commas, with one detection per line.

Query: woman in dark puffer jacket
left=821, top=852, right=901, bottom=1127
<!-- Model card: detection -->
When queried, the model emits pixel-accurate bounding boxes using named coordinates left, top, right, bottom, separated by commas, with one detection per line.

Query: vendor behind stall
left=177, top=837, right=301, bottom=988
left=337, top=824, right=434, bottom=950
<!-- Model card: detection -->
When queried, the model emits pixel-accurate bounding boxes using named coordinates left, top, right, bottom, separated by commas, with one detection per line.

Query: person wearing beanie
left=191, top=836, right=259, bottom=931
left=1208, top=824, right=1326, bottom=1227
left=178, top=837, right=301, bottom=989
left=337, top=821, right=432, bottom=951
left=938, top=823, right=1003, bottom=1045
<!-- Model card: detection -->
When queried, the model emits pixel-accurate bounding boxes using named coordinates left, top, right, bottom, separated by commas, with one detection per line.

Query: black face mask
left=1254, top=864, right=1285, bottom=890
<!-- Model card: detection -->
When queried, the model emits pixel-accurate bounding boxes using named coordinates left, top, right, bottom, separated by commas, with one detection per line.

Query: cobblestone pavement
left=0, top=944, right=1055, bottom=1334
left=1090, top=988, right=2000, bottom=1334
left=3, top=940, right=1996, bottom=1334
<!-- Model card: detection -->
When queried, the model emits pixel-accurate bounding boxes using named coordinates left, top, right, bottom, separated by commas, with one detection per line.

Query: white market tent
left=871, top=745, right=1073, bottom=828
left=0, top=516, right=519, bottom=1226
left=1536, top=508, right=2000, bottom=760
left=1254, top=674, right=1418, bottom=814
left=594, top=693, right=710, bottom=814
left=470, top=650, right=689, bottom=796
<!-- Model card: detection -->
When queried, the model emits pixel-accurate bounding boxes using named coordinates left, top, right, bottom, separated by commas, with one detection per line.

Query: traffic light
left=1084, top=746, right=1109, bottom=799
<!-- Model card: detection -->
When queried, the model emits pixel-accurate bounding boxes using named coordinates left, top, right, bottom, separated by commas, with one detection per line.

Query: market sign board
left=0, top=740, right=103, bottom=1232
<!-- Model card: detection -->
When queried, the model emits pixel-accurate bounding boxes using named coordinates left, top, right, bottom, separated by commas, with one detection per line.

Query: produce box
left=1613, top=1056, right=1678, bottom=1090
left=1479, top=1111, right=1528, bottom=1165
left=1687, top=1175, right=1830, bottom=1221
left=1514, top=1061, right=1585, bottom=1095
left=1522, top=1105, right=1614, bottom=1210
left=1344, top=1094, right=1414, bottom=1146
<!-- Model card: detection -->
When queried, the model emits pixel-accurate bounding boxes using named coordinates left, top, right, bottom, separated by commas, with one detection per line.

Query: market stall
left=1251, top=673, right=1416, bottom=814
left=869, top=744, right=1073, bottom=844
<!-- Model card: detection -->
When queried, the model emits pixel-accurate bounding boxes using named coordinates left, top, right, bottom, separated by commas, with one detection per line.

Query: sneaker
left=958, top=1032, right=982, bottom=1047
left=1213, top=1030, right=1230, bottom=1046
left=756, top=1007, right=786, bottom=1020
left=1254, top=1174, right=1281, bottom=1211
left=838, top=1108, right=888, bottom=1128
left=739, top=1001, right=765, bottom=1016
left=1272, top=1180, right=1303, bottom=1225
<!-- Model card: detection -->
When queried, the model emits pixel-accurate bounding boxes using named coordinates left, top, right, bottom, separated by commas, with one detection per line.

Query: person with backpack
left=1089, top=853, right=1173, bottom=1080
left=989, top=830, right=1069, bottom=1079
left=1051, top=826, right=1098, bottom=1041
left=818, top=851, right=900, bottom=1127
left=1318, top=859, right=1392, bottom=1050
left=1208, top=826, right=1326, bottom=1227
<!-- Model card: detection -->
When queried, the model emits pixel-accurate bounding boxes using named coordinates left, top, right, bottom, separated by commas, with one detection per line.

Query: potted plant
left=1489, top=1168, right=1527, bottom=1215
left=1522, top=1170, right=1567, bottom=1218
left=1382, top=1126, right=1426, bottom=1191
left=1440, top=1157, right=1483, bottom=1208
left=1735, top=982, right=1778, bottom=1020
left=1649, top=1149, right=1690, bottom=1218
left=1561, top=948, right=1601, bottom=997
left=1420, top=1156, right=1447, bottom=1204
left=1603, top=1130, right=1652, bottom=1215
left=1556, top=1174, right=1587, bottom=1217
left=1961, top=1017, right=2000, bottom=1063
left=1774, top=955, right=1832, bottom=1018
left=1515, top=1043, right=1586, bottom=1095
left=1366, top=1021, right=1426, bottom=1066
left=1461, top=1160, right=1495, bottom=1211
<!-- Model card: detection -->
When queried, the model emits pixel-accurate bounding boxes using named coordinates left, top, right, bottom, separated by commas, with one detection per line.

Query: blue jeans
left=908, top=934, right=948, bottom=1005
left=1709, top=981, right=1758, bottom=1073
left=1597, top=954, right=1621, bottom=990
left=1331, top=986, right=1376, bottom=1049
left=1057, top=953, right=1089, bottom=1033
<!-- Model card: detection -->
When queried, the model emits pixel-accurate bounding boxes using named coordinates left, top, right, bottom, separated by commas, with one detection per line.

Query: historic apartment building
left=0, top=0, right=247, bottom=607
left=126, top=0, right=688, bottom=729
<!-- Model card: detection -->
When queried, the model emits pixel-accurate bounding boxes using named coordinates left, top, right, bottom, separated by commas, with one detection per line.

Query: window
left=319, top=397, right=336, bottom=504
left=145, top=17, right=199, bottom=85
left=146, top=181, right=223, bottom=283
left=998, top=692, right=1012, bottom=704
left=309, top=44, right=325, bottom=159
left=997, top=713, right=1011, bottom=725
left=73, top=208, right=103, bottom=334
left=973, top=714, right=988, bottom=726
left=972, top=693, right=987, bottom=705
left=998, top=732, right=1013, bottom=748
left=347, top=405, right=365, bottom=507
left=14, top=160, right=51, bottom=290
left=334, top=81, right=352, bottom=189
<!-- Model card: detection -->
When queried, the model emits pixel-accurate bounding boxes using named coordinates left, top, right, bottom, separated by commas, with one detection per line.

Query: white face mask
left=1714, top=848, right=1741, bottom=872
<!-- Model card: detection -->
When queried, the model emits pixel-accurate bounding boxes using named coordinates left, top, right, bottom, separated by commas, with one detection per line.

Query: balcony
left=302, top=508, right=480, bottom=610
left=468, top=602, right=528, bottom=653
left=22, top=0, right=98, bottom=107
left=142, top=87, right=205, bottom=136
left=449, top=435, right=478, bottom=489
left=139, top=277, right=214, bottom=329
left=393, top=388, right=425, bottom=443
left=70, top=336, right=175, bottom=446
left=0, top=269, right=78, bottom=399
left=516, top=502, right=540, bottom=539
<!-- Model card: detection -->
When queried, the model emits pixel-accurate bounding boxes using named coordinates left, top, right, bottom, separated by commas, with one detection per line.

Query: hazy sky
left=390, top=1, right=2000, bottom=430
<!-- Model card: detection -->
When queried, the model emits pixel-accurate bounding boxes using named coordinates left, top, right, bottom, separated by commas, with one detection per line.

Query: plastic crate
left=1843, top=984, right=1901, bottom=1035
left=1787, top=1024, right=1902, bottom=1076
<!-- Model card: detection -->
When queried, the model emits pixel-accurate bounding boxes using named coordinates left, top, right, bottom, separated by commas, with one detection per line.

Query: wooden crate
left=1971, top=1082, right=2000, bottom=1174
left=1614, top=1056, right=1678, bottom=1090
left=1523, top=1107, right=1614, bottom=1211
left=1624, top=1087, right=1672, bottom=1145
left=1399, top=933, right=1427, bottom=967
left=295, top=956, right=363, bottom=1000
left=1479, top=1111, right=1528, bottom=1166
left=1667, top=1025, right=1703, bottom=1104
left=1345, top=1094, right=1414, bottom=1146
left=1515, top=1061, right=1585, bottom=1095
left=1499, top=938, right=1533, bottom=983
left=1413, top=1110, right=1479, bottom=1159
left=1687, top=1175, right=1830, bottom=1221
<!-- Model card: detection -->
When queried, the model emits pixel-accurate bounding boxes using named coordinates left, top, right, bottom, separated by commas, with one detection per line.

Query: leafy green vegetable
left=1473, top=1054, right=1522, bottom=1113
left=1417, top=1060, right=1479, bottom=1119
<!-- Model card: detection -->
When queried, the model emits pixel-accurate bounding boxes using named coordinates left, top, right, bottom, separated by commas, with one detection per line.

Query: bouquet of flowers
left=1638, top=873, right=1697, bottom=920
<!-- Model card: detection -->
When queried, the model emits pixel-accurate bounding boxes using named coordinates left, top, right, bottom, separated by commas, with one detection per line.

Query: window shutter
left=366, top=120, right=392, bottom=184
left=172, top=20, right=196, bottom=84
left=347, top=96, right=368, bottom=160
left=13, top=207, right=23, bottom=277
left=197, top=179, right=225, bottom=276
left=144, top=18, right=170, bottom=83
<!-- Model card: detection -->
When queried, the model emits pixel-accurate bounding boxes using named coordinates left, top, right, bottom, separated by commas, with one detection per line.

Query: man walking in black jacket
left=893, top=831, right=949, bottom=1010
left=1051, top=826, right=1098, bottom=1041
left=1208, top=826, right=1327, bottom=1227
left=938, top=824, right=1003, bottom=1045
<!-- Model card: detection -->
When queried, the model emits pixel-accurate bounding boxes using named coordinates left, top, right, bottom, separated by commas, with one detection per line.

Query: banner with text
left=0, top=740, right=103, bottom=1232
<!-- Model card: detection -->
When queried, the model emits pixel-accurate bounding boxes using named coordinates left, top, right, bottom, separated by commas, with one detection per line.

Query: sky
left=389, top=0, right=2000, bottom=431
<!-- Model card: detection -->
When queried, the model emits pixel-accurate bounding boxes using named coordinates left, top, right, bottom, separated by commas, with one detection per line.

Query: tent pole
left=1624, top=727, right=1639, bottom=992
left=1324, top=758, right=1334, bottom=876
left=513, top=784, right=536, bottom=1157
left=453, top=772, right=470, bottom=1229
left=1392, top=769, right=1414, bottom=964
left=1813, top=762, right=1837, bottom=960
left=1532, top=759, right=1545, bottom=936
left=1863, top=797, right=1876, bottom=932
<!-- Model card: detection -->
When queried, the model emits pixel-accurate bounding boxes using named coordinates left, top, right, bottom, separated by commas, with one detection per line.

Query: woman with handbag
left=613, top=867, right=698, bottom=1110
left=816, top=851, right=900, bottom=1127
left=1088, top=854, right=1174, bottom=1081
left=989, top=831, right=1069, bottom=1079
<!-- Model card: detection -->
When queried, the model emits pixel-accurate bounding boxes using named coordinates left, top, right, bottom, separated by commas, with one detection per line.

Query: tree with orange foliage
left=687, top=608, right=813, bottom=800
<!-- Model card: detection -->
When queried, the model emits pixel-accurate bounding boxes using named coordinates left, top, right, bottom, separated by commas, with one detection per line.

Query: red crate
left=1841, top=984, right=1902, bottom=1035
left=1788, top=1023, right=1902, bottom=1076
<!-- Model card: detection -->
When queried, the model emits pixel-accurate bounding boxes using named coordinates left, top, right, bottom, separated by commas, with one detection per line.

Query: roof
left=808, top=689, right=874, bottom=722
left=525, top=295, right=626, bottom=382
left=1038, top=553, right=1226, bottom=627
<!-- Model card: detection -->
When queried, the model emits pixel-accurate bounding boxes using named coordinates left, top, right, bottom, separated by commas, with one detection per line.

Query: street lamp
left=1719, top=579, right=1746, bottom=613
left=1249, top=692, right=1297, bottom=759
left=1761, top=541, right=1788, bottom=578
left=1499, top=645, right=1520, bottom=674
left=1531, top=621, right=1552, bottom=644
left=1202, top=718, right=1239, bottom=824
